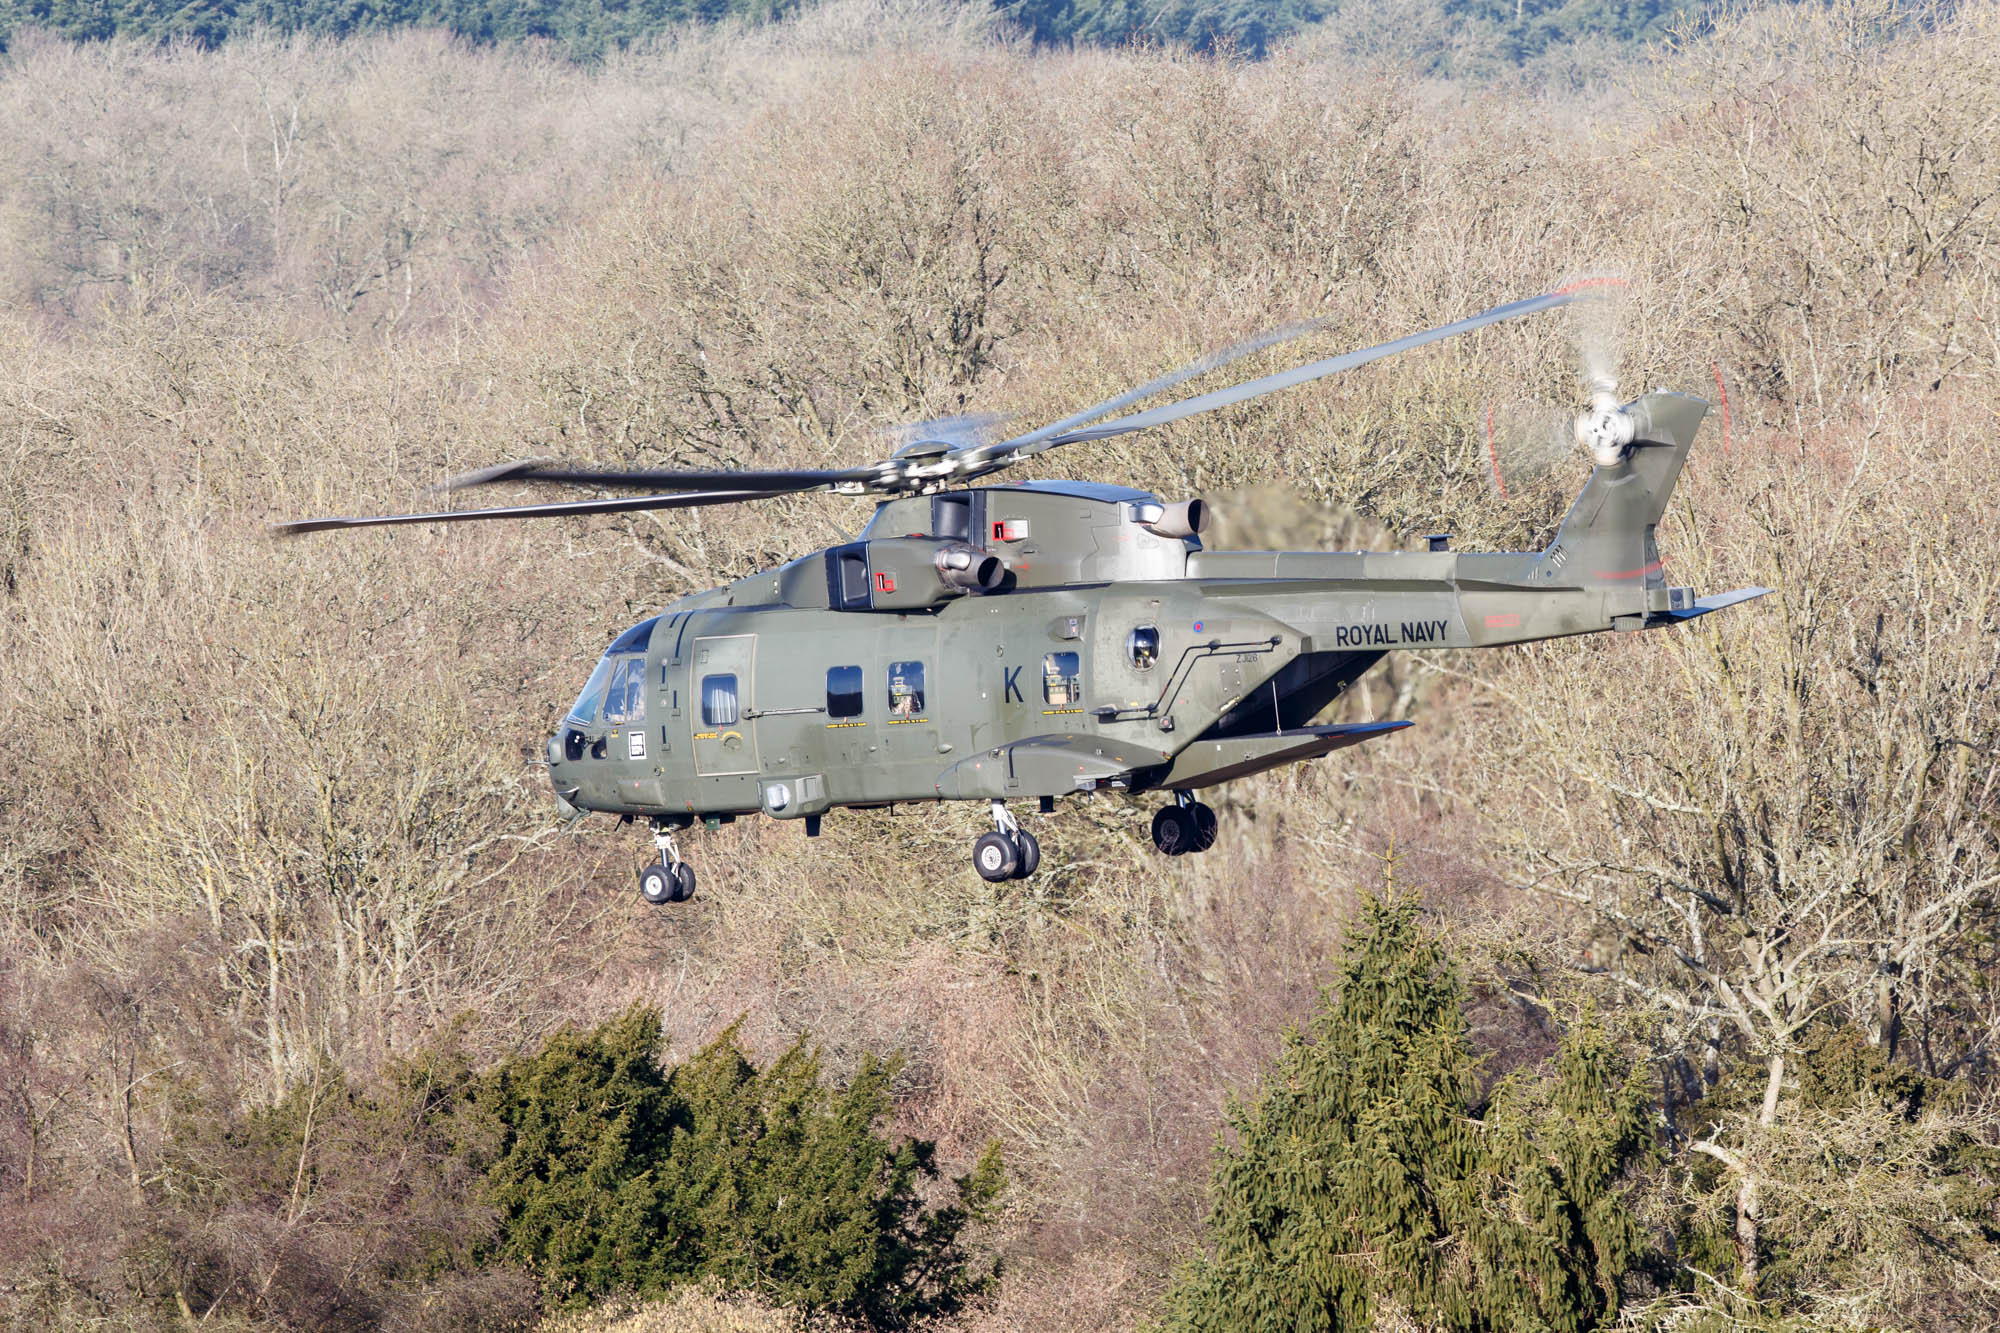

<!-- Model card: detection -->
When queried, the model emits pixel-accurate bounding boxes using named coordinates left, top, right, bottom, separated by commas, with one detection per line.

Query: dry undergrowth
left=540, top=1284, right=810, bottom=1333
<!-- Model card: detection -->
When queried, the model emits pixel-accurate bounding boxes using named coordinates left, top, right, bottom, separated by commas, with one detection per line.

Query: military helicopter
left=281, top=287, right=1767, bottom=904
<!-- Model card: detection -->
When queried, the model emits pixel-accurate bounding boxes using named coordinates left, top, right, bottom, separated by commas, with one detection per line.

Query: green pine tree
left=1161, top=890, right=1653, bottom=1333
left=479, top=1005, right=687, bottom=1300
left=476, top=1004, right=1004, bottom=1324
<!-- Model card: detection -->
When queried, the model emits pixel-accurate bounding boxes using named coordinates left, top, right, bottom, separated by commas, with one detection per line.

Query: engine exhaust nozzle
left=1139, top=498, right=1208, bottom=539
left=936, top=543, right=1005, bottom=590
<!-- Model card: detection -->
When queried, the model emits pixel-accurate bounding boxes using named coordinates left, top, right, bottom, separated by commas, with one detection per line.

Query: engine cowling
left=829, top=537, right=1004, bottom=611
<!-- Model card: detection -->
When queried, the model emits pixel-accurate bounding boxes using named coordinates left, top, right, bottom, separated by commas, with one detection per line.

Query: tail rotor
left=1565, top=274, right=1638, bottom=466
left=1484, top=274, right=1639, bottom=492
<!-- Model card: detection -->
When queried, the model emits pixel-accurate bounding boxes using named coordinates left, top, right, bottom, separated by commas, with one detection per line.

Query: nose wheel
left=1152, top=793, right=1218, bottom=856
left=638, top=823, right=696, bottom=905
left=973, top=801, right=1042, bottom=882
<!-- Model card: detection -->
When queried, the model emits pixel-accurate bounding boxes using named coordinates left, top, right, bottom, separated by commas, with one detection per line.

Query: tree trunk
left=1734, top=1172, right=1760, bottom=1296
left=1737, top=1051, right=1785, bottom=1297
left=1873, top=965, right=1902, bottom=1062
left=266, top=882, right=286, bottom=1103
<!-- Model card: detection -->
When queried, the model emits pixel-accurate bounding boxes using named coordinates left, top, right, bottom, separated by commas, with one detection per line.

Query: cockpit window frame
left=567, top=655, right=618, bottom=725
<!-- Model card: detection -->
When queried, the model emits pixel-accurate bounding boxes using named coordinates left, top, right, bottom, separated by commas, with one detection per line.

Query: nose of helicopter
left=546, top=732, right=584, bottom=818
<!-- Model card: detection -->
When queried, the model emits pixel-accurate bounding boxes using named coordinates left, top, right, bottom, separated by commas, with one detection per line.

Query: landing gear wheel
left=1011, top=830, right=1041, bottom=879
left=1152, top=805, right=1198, bottom=856
left=973, top=831, right=1020, bottom=882
left=1189, top=802, right=1219, bottom=852
left=643, top=822, right=694, bottom=906
left=638, top=863, right=674, bottom=906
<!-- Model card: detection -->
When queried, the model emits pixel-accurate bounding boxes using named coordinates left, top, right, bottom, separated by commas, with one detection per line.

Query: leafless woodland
left=2, top=1, right=1997, bottom=1327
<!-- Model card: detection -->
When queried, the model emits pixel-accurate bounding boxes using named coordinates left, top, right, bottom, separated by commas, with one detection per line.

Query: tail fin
left=1539, top=390, right=1706, bottom=591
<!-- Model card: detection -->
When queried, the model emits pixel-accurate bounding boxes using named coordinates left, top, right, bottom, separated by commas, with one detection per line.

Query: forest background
left=0, top=0, right=1705, bottom=74
left=2, top=0, right=1997, bottom=1329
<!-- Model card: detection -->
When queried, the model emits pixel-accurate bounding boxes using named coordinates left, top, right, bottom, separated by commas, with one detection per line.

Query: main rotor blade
left=992, top=288, right=1593, bottom=462
left=438, top=463, right=879, bottom=494
left=884, top=411, right=1009, bottom=456
left=274, top=488, right=788, bottom=536
left=975, top=315, right=1336, bottom=464
left=315, top=286, right=1605, bottom=528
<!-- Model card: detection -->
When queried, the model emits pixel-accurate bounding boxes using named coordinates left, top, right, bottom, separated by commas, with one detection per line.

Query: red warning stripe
left=1592, top=560, right=1664, bottom=581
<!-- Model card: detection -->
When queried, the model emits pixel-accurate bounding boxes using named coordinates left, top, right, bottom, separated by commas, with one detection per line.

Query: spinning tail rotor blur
left=1483, top=275, right=1638, bottom=498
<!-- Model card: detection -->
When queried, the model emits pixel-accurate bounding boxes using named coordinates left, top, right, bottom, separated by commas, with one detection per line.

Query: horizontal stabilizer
left=1663, top=585, right=1773, bottom=621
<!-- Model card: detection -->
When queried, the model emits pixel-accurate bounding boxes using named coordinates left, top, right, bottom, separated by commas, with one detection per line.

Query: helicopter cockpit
left=560, top=616, right=657, bottom=760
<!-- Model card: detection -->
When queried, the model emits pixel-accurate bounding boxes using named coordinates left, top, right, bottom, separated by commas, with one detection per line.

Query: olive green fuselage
left=547, top=394, right=1723, bottom=831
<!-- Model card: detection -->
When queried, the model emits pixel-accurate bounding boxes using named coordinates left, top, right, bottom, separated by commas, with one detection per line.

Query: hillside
left=2, top=1, right=1997, bottom=1329
left=0, top=0, right=1710, bottom=67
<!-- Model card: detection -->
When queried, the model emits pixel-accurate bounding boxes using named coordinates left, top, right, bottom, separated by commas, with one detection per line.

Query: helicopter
left=280, top=287, right=1767, bottom=904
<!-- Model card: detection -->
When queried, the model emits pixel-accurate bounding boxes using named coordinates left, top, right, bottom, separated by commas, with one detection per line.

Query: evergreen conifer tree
left=476, top=1005, right=1003, bottom=1324
left=1161, top=891, right=1653, bottom=1333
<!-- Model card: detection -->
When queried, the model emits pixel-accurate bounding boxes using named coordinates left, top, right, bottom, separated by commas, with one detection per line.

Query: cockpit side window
left=570, top=618, right=658, bottom=725
left=603, top=657, right=647, bottom=725
left=568, top=655, right=617, bottom=724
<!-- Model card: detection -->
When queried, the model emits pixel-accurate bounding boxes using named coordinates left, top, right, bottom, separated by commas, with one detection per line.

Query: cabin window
left=603, top=657, right=648, bottom=725
left=887, top=661, right=926, bottom=717
left=1127, top=626, right=1160, bottom=671
left=827, top=665, right=864, bottom=718
left=1043, top=651, right=1082, bottom=706
left=701, top=674, right=739, bottom=727
left=568, top=655, right=617, bottom=723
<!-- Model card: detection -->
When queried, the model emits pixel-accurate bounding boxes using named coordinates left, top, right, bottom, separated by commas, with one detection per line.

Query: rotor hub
left=1574, top=393, right=1637, bottom=468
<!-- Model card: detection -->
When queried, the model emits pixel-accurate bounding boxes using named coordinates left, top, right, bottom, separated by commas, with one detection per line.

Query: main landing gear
left=973, top=800, right=1041, bottom=882
left=1151, top=791, right=1218, bottom=856
left=638, top=821, right=696, bottom=906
